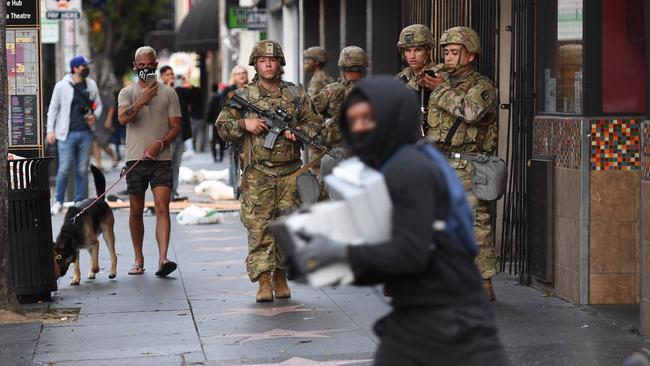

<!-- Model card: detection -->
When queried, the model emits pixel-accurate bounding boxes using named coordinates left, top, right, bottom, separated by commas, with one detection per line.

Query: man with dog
left=117, top=46, right=182, bottom=277
left=216, top=40, right=322, bottom=302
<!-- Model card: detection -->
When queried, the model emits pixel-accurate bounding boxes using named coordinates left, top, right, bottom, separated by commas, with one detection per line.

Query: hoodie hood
left=339, top=75, right=420, bottom=168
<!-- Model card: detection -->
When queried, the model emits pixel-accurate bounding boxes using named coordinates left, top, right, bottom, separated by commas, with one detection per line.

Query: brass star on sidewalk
left=222, top=328, right=351, bottom=344
left=218, top=304, right=325, bottom=317
left=229, top=357, right=372, bottom=366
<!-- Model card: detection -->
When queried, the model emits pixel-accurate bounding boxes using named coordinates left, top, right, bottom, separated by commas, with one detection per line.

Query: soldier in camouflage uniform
left=395, top=24, right=437, bottom=92
left=216, top=41, right=322, bottom=302
left=425, top=27, right=499, bottom=301
left=303, top=46, right=334, bottom=97
left=395, top=24, right=442, bottom=136
left=311, top=46, right=368, bottom=147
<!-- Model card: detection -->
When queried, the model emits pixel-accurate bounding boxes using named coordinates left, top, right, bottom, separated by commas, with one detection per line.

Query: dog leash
left=68, top=158, right=146, bottom=224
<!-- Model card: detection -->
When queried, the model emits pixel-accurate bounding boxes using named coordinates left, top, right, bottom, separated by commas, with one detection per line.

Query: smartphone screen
left=145, top=73, right=157, bottom=87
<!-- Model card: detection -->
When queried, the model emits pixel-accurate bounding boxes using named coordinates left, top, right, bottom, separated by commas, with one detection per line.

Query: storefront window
left=602, top=0, right=646, bottom=114
left=538, top=0, right=583, bottom=114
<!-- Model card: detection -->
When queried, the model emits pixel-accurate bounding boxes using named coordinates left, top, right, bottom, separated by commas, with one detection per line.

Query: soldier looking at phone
left=117, top=46, right=182, bottom=278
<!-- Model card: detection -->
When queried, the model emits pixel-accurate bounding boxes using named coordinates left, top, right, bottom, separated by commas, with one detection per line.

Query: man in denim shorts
left=117, top=46, right=182, bottom=277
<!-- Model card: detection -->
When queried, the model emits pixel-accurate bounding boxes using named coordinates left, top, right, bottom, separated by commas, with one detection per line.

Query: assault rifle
left=228, top=92, right=337, bottom=159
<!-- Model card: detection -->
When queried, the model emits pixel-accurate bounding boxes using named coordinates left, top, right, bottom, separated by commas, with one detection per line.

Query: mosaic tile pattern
left=590, top=119, right=641, bottom=171
left=643, top=123, right=650, bottom=181
left=533, top=117, right=582, bottom=169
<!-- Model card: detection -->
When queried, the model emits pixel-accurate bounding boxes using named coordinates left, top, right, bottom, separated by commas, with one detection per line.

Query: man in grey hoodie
left=46, top=55, right=103, bottom=214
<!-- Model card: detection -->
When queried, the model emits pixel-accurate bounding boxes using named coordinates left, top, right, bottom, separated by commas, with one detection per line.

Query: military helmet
left=439, top=26, right=481, bottom=54
left=337, top=46, right=368, bottom=69
left=249, top=40, right=286, bottom=66
left=397, top=24, right=435, bottom=48
left=303, top=46, right=328, bottom=64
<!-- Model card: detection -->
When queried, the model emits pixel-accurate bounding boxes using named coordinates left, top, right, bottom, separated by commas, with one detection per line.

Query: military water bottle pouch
left=469, top=154, right=507, bottom=201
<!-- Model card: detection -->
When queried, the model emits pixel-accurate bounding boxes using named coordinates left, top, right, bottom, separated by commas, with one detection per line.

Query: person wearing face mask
left=117, top=46, right=182, bottom=278
left=47, top=55, right=104, bottom=214
left=292, top=76, right=510, bottom=366
left=216, top=41, right=322, bottom=302
left=423, top=27, right=500, bottom=302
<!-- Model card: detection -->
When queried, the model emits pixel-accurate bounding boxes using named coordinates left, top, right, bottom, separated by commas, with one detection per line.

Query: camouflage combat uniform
left=307, top=69, right=334, bottom=97
left=304, top=47, right=334, bottom=97
left=311, top=79, right=356, bottom=147
left=395, top=24, right=437, bottom=135
left=426, top=27, right=499, bottom=280
left=311, top=46, right=368, bottom=148
left=396, top=60, right=437, bottom=93
left=217, top=46, right=321, bottom=282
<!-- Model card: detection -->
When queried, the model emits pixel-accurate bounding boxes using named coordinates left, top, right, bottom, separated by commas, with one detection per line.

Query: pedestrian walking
left=160, top=65, right=192, bottom=201
left=292, top=76, right=510, bottom=366
left=92, top=88, right=118, bottom=170
left=117, top=46, right=182, bottom=277
left=216, top=41, right=322, bottom=302
left=47, top=55, right=103, bottom=214
left=205, top=66, right=249, bottom=162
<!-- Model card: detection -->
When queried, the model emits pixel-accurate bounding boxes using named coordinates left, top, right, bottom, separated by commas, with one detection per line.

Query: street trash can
left=7, top=157, right=57, bottom=302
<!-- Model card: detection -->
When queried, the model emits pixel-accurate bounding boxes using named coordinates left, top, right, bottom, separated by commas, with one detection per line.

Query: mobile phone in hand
left=145, top=73, right=157, bottom=87
left=424, top=69, right=436, bottom=78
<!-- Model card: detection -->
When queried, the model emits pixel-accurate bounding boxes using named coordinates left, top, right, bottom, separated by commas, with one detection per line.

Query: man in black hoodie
left=293, top=76, right=510, bottom=366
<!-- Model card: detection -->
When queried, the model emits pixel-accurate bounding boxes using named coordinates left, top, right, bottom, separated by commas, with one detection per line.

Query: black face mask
left=348, top=130, right=378, bottom=167
left=80, top=68, right=90, bottom=78
left=136, top=67, right=156, bottom=82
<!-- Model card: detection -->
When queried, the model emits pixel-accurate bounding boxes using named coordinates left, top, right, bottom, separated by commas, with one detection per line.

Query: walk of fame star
left=217, top=304, right=326, bottom=317
left=218, top=328, right=351, bottom=344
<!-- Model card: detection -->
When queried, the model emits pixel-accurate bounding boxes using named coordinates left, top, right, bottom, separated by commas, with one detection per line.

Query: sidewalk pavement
left=1, top=152, right=649, bottom=365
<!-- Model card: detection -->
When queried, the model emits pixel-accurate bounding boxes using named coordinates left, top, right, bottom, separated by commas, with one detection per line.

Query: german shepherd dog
left=53, top=165, right=117, bottom=285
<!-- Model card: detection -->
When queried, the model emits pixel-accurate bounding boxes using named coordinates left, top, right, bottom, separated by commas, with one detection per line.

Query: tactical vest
left=426, top=71, right=497, bottom=155
left=236, top=81, right=304, bottom=174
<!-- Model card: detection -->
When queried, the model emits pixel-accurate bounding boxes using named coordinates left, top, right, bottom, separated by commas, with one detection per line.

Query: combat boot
left=483, top=278, right=496, bottom=302
left=256, top=272, right=274, bottom=302
left=273, top=269, right=291, bottom=299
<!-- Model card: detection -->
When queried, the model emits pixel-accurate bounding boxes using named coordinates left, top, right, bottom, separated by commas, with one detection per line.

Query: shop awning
left=174, top=0, right=220, bottom=52
left=145, top=30, right=177, bottom=52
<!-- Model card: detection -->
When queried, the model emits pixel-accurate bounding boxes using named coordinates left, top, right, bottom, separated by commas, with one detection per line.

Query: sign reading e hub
left=6, top=0, right=38, bottom=26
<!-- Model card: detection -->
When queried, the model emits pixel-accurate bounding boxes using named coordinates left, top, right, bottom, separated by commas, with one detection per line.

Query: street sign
left=246, top=10, right=267, bottom=31
left=7, top=0, right=39, bottom=26
left=227, top=7, right=267, bottom=30
left=45, top=0, right=81, bottom=20
left=45, top=11, right=80, bottom=19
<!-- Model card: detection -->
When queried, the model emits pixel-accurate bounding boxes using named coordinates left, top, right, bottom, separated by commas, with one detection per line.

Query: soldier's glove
left=294, top=232, right=348, bottom=275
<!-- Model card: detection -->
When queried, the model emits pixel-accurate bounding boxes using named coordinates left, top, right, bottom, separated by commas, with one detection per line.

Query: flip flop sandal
left=155, top=261, right=177, bottom=277
left=128, top=264, right=145, bottom=275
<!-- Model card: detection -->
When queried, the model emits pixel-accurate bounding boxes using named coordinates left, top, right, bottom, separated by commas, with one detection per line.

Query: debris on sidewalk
left=176, top=205, right=224, bottom=225
left=195, top=180, right=235, bottom=201
left=179, top=166, right=230, bottom=184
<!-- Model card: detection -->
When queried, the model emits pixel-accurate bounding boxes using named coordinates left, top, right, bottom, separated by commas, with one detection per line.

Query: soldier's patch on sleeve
left=481, top=90, right=490, bottom=100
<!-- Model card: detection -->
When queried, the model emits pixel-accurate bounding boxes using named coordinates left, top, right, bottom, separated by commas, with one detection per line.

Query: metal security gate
left=499, top=0, right=535, bottom=282
left=420, top=0, right=499, bottom=82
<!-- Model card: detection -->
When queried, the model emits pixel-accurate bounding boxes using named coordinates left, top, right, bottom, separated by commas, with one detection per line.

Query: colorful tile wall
left=533, top=117, right=582, bottom=169
left=590, top=119, right=641, bottom=171
left=643, top=123, right=650, bottom=181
